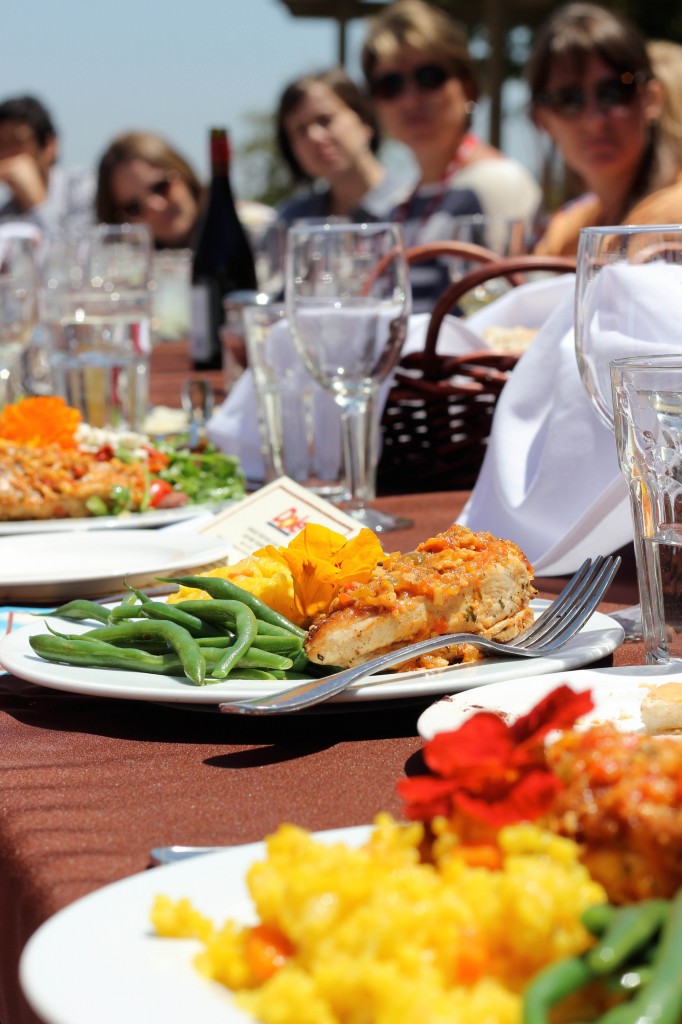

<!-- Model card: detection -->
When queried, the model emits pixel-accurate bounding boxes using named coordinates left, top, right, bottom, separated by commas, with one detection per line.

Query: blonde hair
left=648, top=40, right=682, bottom=162
left=361, top=0, right=478, bottom=102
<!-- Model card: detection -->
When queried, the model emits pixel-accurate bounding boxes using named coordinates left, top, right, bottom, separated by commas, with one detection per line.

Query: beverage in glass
left=611, top=355, right=682, bottom=664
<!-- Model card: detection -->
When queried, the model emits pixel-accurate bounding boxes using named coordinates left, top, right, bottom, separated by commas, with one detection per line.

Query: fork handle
left=219, top=631, right=506, bottom=714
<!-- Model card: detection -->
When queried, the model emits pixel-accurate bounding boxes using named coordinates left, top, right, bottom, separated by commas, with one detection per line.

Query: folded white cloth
left=458, top=262, right=682, bottom=575
left=206, top=310, right=489, bottom=484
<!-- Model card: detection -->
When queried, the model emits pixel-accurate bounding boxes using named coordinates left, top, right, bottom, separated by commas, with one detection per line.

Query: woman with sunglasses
left=529, top=3, right=677, bottom=257
left=361, top=0, right=542, bottom=247
left=95, top=132, right=203, bottom=249
left=273, top=67, right=406, bottom=226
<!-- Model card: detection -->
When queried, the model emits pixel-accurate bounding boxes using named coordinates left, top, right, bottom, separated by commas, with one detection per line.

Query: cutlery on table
left=150, top=845, right=228, bottom=866
left=219, top=555, right=621, bottom=716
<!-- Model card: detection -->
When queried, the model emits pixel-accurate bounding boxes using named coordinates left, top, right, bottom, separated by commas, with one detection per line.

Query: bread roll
left=641, top=682, right=682, bottom=734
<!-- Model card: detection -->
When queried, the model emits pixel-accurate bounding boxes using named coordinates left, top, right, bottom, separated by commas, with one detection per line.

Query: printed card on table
left=197, top=477, right=361, bottom=561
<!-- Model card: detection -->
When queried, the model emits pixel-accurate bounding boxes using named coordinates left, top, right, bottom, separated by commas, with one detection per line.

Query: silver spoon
left=150, top=845, right=227, bottom=866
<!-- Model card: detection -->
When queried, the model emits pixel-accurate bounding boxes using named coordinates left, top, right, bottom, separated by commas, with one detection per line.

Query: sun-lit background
left=2, top=0, right=547, bottom=207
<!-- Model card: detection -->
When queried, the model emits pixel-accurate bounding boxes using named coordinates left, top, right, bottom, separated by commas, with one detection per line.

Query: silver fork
left=218, top=555, right=620, bottom=715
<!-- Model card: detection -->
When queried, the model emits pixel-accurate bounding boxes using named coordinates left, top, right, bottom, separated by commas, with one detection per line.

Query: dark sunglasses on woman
left=118, top=176, right=173, bottom=219
left=535, top=73, right=646, bottom=119
left=369, top=62, right=453, bottom=101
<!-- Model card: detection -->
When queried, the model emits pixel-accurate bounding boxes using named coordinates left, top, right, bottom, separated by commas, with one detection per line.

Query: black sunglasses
left=535, top=73, right=645, bottom=118
left=118, top=176, right=173, bottom=220
left=370, top=62, right=452, bottom=101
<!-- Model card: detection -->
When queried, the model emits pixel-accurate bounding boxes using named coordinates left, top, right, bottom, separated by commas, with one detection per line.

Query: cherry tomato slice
left=148, top=479, right=174, bottom=508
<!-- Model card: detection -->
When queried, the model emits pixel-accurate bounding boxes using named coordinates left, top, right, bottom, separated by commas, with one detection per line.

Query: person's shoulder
left=275, top=190, right=329, bottom=225
left=362, top=171, right=412, bottom=218
left=451, top=155, right=541, bottom=220
left=533, top=194, right=600, bottom=257
left=626, top=172, right=682, bottom=226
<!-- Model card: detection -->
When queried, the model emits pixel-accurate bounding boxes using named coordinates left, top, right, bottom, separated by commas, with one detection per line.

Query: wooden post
left=485, top=0, right=505, bottom=148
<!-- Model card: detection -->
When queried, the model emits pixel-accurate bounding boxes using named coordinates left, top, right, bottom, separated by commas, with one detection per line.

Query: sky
left=3, top=0, right=543, bottom=199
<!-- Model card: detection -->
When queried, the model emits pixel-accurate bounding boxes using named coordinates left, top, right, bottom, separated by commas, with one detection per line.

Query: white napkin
left=206, top=312, right=489, bottom=483
left=458, top=262, right=682, bottom=575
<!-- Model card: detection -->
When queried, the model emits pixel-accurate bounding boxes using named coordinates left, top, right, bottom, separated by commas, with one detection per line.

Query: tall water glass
left=41, top=224, right=153, bottom=430
left=612, top=355, right=682, bottom=665
left=575, top=224, right=682, bottom=430
left=0, top=234, right=39, bottom=402
left=286, top=221, right=412, bottom=532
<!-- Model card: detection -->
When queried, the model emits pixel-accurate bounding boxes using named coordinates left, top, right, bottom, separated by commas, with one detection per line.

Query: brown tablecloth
left=0, top=483, right=645, bottom=1024
left=1, top=337, right=645, bottom=1024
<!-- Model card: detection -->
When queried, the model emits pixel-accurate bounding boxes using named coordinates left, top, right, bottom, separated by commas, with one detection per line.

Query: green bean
left=196, top=635, right=235, bottom=648
left=77, top=621, right=205, bottom=685
left=160, top=576, right=306, bottom=637
left=109, top=605, right=146, bottom=623
left=29, top=635, right=187, bottom=676
left=39, top=600, right=113, bottom=625
left=139, top=601, right=222, bottom=638
left=290, top=647, right=311, bottom=672
left=173, top=600, right=244, bottom=628
left=586, top=900, right=669, bottom=974
left=582, top=904, right=618, bottom=937
left=255, top=620, right=301, bottom=638
left=211, top=603, right=258, bottom=679
left=523, top=956, right=597, bottom=1024
left=244, top=634, right=303, bottom=655
left=622, top=889, right=682, bottom=1024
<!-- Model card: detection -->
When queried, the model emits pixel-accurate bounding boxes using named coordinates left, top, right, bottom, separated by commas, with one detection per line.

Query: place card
left=198, top=477, right=361, bottom=561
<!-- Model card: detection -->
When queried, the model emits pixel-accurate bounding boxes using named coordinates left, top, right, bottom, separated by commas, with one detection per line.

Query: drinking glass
left=243, top=302, right=345, bottom=499
left=0, top=234, right=39, bottom=403
left=611, top=355, right=682, bottom=664
left=449, top=214, right=527, bottom=314
left=41, top=224, right=154, bottom=431
left=286, top=221, right=413, bottom=533
left=574, top=224, right=682, bottom=638
left=575, top=224, right=682, bottom=430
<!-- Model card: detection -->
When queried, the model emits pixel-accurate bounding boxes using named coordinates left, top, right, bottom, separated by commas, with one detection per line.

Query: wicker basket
left=376, top=254, right=576, bottom=495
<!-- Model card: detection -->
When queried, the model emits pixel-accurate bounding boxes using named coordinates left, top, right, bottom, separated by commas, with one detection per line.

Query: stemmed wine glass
left=575, top=224, right=682, bottom=429
left=285, top=221, right=413, bottom=533
left=574, top=224, right=682, bottom=635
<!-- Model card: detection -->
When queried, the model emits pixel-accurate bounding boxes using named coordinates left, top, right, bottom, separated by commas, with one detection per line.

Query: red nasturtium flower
left=398, top=685, right=594, bottom=828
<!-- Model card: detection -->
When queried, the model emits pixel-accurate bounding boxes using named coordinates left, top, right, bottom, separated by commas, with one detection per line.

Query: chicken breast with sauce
left=305, top=524, right=536, bottom=671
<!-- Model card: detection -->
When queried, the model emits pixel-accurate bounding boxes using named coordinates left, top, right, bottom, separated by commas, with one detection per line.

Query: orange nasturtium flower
left=0, top=396, right=81, bottom=448
left=258, top=524, right=384, bottom=627
left=398, top=685, right=595, bottom=829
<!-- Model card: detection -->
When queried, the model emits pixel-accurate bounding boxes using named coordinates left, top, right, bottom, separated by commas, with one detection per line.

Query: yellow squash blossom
left=168, top=525, right=385, bottom=629
left=258, top=524, right=384, bottom=626
left=0, top=396, right=81, bottom=448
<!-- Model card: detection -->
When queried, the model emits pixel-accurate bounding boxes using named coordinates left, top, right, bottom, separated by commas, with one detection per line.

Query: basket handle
left=420, top=254, right=577, bottom=379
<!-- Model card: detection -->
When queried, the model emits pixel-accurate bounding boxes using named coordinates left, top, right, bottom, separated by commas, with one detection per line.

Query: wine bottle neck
left=210, top=130, right=230, bottom=177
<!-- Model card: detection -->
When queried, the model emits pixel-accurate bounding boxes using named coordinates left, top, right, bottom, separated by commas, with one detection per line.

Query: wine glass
left=574, top=224, right=682, bottom=637
left=449, top=214, right=528, bottom=315
left=0, top=234, right=39, bottom=403
left=285, top=221, right=413, bottom=533
left=575, top=224, right=682, bottom=429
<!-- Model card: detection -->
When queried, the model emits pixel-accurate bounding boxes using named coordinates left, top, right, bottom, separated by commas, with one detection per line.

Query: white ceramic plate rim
left=20, top=825, right=372, bottom=1024
left=416, top=664, right=682, bottom=740
left=0, top=601, right=624, bottom=706
left=0, top=501, right=233, bottom=535
left=0, top=531, right=229, bottom=587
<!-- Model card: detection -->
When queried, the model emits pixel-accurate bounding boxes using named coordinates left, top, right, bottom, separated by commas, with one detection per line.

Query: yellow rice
left=152, top=814, right=605, bottom=1024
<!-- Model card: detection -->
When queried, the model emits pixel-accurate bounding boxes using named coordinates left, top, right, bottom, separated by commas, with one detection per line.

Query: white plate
left=0, top=531, right=230, bottom=602
left=20, top=825, right=370, bottom=1024
left=0, top=502, right=232, bottom=535
left=417, top=664, right=682, bottom=739
left=0, top=601, right=623, bottom=706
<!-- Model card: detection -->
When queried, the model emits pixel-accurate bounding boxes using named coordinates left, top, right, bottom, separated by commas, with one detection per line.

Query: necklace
left=393, top=134, right=479, bottom=246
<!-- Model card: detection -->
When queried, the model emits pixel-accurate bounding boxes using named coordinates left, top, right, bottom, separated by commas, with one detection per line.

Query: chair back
left=376, top=254, right=577, bottom=495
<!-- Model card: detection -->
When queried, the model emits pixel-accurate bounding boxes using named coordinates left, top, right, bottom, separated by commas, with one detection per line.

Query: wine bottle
left=190, top=128, right=258, bottom=370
